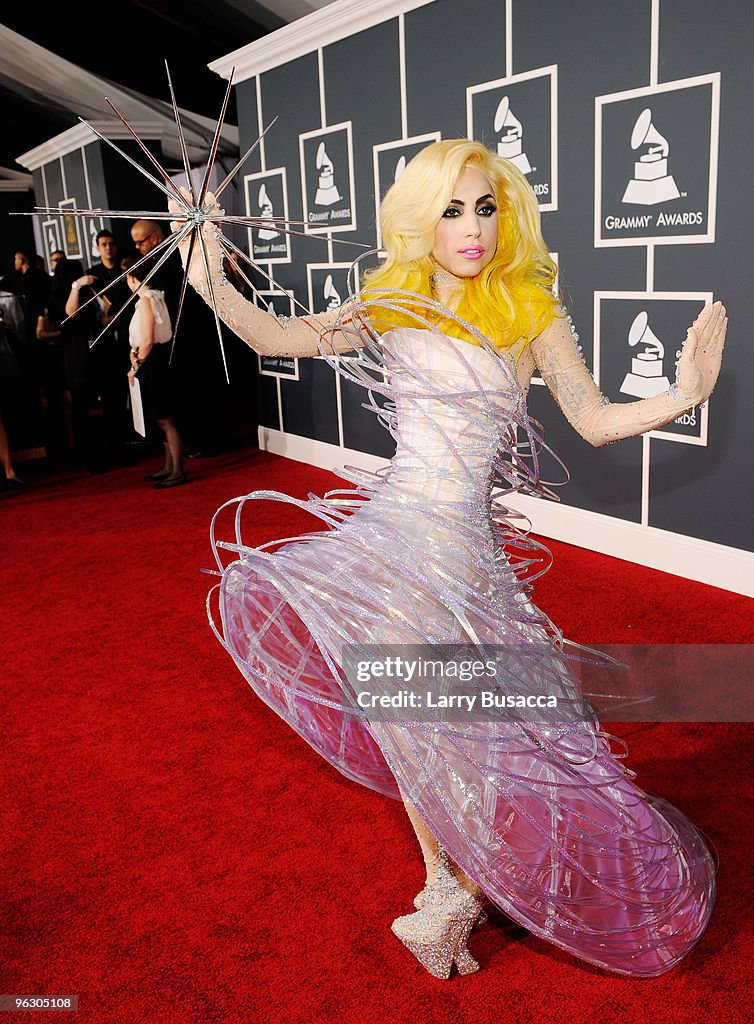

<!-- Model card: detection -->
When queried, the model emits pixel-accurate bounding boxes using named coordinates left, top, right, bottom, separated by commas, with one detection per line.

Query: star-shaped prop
left=17, top=62, right=366, bottom=381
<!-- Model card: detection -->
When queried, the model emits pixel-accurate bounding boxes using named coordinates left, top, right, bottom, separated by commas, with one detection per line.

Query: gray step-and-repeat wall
left=212, top=0, right=753, bottom=591
left=28, top=137, right=166, bottom=264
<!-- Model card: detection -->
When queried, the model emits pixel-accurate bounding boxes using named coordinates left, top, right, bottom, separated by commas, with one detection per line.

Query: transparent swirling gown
left=207, top=295, right=716, bottom=977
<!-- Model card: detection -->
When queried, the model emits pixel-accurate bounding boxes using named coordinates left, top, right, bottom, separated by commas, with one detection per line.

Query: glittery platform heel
left=414, top=886, right=489, bottom=924
left=391, top=898, right=484, bottom=978
left=392, top=850, right=485, bottom=979
left=412, top=847, right=488, bottom=922
left=453, top=943, right=482, bottom=976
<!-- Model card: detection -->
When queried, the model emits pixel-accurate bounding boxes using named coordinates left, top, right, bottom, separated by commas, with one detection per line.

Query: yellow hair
left=361, top=139, right=559, bottom=351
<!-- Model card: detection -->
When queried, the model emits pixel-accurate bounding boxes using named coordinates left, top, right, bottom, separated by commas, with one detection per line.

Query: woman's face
left=431, top=166, right=498, bottom=278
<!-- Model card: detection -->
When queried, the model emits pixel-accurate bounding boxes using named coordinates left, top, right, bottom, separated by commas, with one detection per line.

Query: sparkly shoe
left=414, top=886, right=489, bottom=924
left=392, top=851, right=485, bottom=978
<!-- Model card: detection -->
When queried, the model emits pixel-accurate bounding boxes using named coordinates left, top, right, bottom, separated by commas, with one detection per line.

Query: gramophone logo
left=257, top=185, right=280, bottom=240
left=596, top=74, right=719, bottom=246
left=58, top=197, right=83, bottom=259
left=42, top=218, right=62, bottom=267
left=244, top=169, right=291, bottom=264
left=307, top=263, right=359, bottom=323
left=619, top=312, right=671, bottom=398
left=494, top=97, right=531, bottom=174
left=253, top=288, right=294, bottom=319
left=323, top=274, right=341, bottom=310
left=373, top=133, right=441, bottom=249
left=300, top=123, right=356, bottom=234
left=467, top=66, right=557, bottom=210
left=622, top=110, right=680, bottom=206
left=314, top=143, right=341, bottom=206
left=595, top=294, right=709, bottom=444
left=88, top=218, right=106, bottom=259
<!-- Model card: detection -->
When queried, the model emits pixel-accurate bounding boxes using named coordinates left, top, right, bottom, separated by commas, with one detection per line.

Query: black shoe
left=4, top=476, right=25, bottom=490
left=153, top=474, right=188, bottom=489
left=144, top=469, right=172, bottom=482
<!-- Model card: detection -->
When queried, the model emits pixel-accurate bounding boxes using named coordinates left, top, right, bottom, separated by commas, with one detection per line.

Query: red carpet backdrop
left=2, top=450, right=753, bottom=1023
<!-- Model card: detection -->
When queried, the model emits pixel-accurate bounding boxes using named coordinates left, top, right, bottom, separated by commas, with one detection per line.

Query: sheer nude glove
left=671, top=300, right=728, bottom=405
left=167, top=188, right=356, bottom=358
left=531, top=302, right=727, bottom=447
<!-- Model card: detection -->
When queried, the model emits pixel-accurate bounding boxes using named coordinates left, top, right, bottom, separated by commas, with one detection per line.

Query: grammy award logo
left=622, top=108, right=681, bottom=206
left=494, top=96, right=532, bottom=174
left=597, top=73, right=718, bottom=244
left=393, top=155, right=407, bottom=182
left=314, top=143, right=341, bottom=206
left=257, top=185, right=280, bottom=240
left=619, top=311, right=671, bottom=398
left=323, top=274, right=341, bottom=310
left=245, top=170, right=291, bottom=261
left=301, top=122, right=355, bottom=233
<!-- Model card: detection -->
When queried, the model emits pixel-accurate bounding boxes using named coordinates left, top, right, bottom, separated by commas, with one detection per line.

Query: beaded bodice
left=380, top=328, right=524, bottom=508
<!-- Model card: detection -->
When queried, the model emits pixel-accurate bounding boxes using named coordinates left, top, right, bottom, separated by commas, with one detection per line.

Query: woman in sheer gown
left=171, top=139, right=726, bottom=980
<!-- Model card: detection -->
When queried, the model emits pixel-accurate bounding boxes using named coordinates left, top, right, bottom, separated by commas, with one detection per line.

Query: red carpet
left=2, top=448, right=752, bottom=1023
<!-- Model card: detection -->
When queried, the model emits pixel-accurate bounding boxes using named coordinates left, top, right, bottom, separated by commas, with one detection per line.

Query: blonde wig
left=362, top=139, right=559, bottom=350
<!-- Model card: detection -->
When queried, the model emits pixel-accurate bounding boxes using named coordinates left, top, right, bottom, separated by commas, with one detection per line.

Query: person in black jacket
left=131, top=218, right=230, bottom=460
left=65, top=230, right=133, bottom=466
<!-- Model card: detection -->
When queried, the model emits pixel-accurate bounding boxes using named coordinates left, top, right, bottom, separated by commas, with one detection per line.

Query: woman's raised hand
left=168, top=187, right=223, bottom=228
left=673, top=300, right=728, bottom=405
left=167, top=187, right=224, bottom=279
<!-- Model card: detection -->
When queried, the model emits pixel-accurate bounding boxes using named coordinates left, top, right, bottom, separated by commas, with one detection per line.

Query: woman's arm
left=36, top=311, right=61, bottom=341
left=531, top=302, right=727, bottom=447
left=64, top=274, right=96, bottom=319
left=168, top=192, right=359, bottom=358
left=128, top=298, right=156, bottom=382
left=135, top=297, right=155, bottom=364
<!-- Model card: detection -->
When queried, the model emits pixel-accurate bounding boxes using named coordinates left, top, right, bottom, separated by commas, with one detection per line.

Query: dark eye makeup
left=441, top=199, right=497, bottom=218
